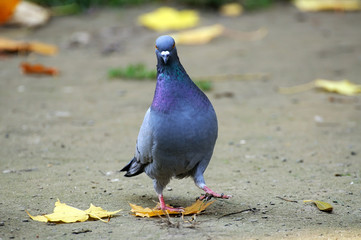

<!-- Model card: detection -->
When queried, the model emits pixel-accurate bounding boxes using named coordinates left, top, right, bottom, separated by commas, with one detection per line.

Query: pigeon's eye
left=172, top=43, right=175, bottom=49
left=155, top=45, right=159, bottom=50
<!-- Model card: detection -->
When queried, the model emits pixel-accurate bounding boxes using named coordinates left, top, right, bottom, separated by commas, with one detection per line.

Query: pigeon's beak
left=161, top=51, right=170, bottom=64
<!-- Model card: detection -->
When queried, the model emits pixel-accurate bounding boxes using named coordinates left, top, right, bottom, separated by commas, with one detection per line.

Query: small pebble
left=0, top=221, right=4, bottom=226
left=314, top=115, right=324, bottom=123
left=17, top=85, right=25, bottom=93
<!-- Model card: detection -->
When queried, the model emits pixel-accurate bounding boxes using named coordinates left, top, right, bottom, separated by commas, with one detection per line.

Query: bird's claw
left=197, top=193, right=213, bottom=201
left=198, top=192, right=232, bottom=201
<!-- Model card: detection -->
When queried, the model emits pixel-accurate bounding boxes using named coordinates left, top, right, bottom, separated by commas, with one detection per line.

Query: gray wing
left=135, top=108, right=154, bottom=164
left=120, top=108, right=154, bottom=177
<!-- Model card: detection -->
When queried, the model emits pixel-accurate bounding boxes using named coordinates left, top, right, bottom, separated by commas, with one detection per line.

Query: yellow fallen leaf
left=28, top=41, right=58, bottom=56
left=294, top=0, right=361, bottom=11
left=0, top=37, right=57, bottom=56
left=315, top=79, right=361, bottom=96
left=85, top=203, right=122, bottom=222
left=171, top=24, right=224, bottom=45
left=304, top=200, right=333, bottom=212
left=220, top=3, right=243, bottom=17
left=183, top=199, right=214, bottom=214
left=36, top=199, right=89, bottom=223
left=138, top=7, right=199, bottom=31
left=278, top=79, right=361, bottom=95
left=130, top=199, right=214, bottom=218
left=25, top=210, right=48, bottom=222
left=26, top=199, right=121, bottom=223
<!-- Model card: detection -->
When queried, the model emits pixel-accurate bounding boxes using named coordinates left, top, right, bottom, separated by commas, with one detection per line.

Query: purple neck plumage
left=151, top=59, right=210, bottom=113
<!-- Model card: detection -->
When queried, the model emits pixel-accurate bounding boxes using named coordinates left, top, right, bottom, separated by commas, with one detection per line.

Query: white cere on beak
left=161, top=51, right=170, bottom=56
left=161, top=51, right=170, bottom=63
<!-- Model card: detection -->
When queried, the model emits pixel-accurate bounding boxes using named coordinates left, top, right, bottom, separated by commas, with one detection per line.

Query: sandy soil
left=1, top=3, right=361, bottom=239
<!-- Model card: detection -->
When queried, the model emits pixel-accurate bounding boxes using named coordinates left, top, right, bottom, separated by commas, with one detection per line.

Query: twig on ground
left=276, top=196, right=298, bottom=203
left=218, top=208, right=258, bottom=219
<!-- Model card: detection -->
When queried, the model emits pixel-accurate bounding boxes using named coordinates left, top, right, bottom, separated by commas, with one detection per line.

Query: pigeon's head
left=155, top=35, right=177, bottom=65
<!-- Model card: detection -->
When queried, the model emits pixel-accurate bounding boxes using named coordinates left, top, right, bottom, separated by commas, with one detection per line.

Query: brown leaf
left=20, top=62, right=59, bottom=76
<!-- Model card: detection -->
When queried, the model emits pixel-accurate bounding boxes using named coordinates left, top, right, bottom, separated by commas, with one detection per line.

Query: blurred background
left=1, top=0, right=361, bottom=239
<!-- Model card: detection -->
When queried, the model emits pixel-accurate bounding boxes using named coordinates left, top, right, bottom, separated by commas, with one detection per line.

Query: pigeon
left=121, top=35, right=231, bottom=211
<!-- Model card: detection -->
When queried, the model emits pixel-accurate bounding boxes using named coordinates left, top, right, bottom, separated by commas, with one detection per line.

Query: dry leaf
left=0, top=37, right=29, bottom=54
left=315, top=79, right=361, bottom=96
left=0, top=37, right=57, bottom=56
left=26, top=199, right=121, bottom=223
left=220, top=3, right=243, bottom=17
left=130, top=199, right=214, bottom=218
left=28, top=41, right=58, bottom=56
left=304, top=200, right=333, bottom=212
left=25, top=211, right=48, bottom=223
left=183, top=199, right=214, bottom=214
left=294, top=0, right=361, bottom=11
left=138, top=7, right=199, bottom=31
left=85, top=203, right=121, bottom=222
left=278, top=79, right=361, bottom=95
left=27, top=199, right=88, bottom=223
left=171, top=24, right=224, bottom=45
left=0, top=0, right=19, bottom=24
left=20, top=62, right=59, bottom=76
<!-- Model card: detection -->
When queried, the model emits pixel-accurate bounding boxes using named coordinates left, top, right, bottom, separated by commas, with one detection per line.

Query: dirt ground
left=1, top=3, right=361, bottom=240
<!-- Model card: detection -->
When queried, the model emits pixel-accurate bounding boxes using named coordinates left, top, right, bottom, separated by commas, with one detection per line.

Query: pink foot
left=199, top=186, right=232, bottom=200
left=158, top=194, right=184, bottom=212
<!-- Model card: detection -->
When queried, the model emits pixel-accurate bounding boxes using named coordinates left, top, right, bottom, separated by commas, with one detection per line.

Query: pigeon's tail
left=120, top=157, right=145, bottom=177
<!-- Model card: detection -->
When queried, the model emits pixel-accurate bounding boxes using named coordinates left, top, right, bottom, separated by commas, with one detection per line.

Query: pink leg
left=157, top=194, right=184, bottom=212
left=199, top=186, right=232, bottom=200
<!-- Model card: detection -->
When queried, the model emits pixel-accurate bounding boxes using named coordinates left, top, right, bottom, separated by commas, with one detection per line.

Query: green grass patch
left=108, top=64, right=212, bottom=91
left=108, top=64, right=157, bottom=80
